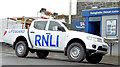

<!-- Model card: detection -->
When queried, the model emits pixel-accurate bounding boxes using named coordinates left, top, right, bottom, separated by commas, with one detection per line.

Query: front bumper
left=86, top=49, right=108, bottom=55
left=92, top=50, right=108, bottom=55
left=85, top=39, right=109, bottom=54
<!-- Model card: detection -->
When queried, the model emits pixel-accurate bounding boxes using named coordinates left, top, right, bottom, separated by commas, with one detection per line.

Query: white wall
left=0, top=18, right=22, bottom=42
left=0, top=19, right=3, bottom=42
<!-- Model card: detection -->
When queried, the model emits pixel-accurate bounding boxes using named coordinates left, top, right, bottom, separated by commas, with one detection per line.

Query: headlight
left=87, top=36, right=102, bottom=43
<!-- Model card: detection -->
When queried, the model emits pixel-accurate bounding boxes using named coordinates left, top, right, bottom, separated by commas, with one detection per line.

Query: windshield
left=63, top=23, right=77, bottom=31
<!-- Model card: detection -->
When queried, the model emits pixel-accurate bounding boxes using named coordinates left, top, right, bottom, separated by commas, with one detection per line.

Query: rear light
left=4, top=31, right=7, bottom=36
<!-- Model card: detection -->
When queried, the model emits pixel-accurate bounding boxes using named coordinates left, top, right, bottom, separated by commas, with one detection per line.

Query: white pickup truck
left=3, top=19, right=109, bottom=64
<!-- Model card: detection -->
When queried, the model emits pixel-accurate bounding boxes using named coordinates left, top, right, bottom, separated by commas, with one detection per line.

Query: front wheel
left=86, top=54, right=103, bottom=64
left=67, top=43, right=86, bottom=62
left=15, top=41, right=29, bottom=57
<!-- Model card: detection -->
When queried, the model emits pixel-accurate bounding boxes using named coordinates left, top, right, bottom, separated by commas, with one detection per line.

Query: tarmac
left=0, top=42, right=119, bottom=66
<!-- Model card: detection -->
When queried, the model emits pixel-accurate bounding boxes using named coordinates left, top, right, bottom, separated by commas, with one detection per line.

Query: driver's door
left=45, top=21, right=67, bottom=51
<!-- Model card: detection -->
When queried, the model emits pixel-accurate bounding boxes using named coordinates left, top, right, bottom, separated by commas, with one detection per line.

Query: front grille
left=97, top=46, right=107, bottom=51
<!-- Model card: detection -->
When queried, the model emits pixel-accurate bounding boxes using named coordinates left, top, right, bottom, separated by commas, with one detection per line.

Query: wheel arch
left=64, top=38, right=86, bottom=56
left=13, top=36, right=28, bottom=49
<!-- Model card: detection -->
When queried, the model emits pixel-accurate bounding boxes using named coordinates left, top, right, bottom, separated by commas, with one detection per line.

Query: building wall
left=0, top=19, right=7, bottom=42
left=118, top=16, right=120, bottom=56
left=76, top=2, right=119, bottom=21
left=77, top=0, right=120, bottom=2
left=0, top=19, right=3, bottom=42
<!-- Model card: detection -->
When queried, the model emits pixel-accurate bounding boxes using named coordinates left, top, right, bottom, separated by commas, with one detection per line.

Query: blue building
left=82, top=8, right=119, bottom=37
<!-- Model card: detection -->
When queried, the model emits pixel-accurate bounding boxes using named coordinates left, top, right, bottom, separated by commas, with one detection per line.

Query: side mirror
left=53, top=26, right=65, bottom=32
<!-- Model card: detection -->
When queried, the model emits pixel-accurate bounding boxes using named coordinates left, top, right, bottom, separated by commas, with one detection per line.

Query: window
left=48, top=21, right=61, bottom=31
left=34, top=21, right=47, bottom=30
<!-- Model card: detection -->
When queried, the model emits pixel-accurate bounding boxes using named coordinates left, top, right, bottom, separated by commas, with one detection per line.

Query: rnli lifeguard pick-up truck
left=3, top=19, right=109, bottom=64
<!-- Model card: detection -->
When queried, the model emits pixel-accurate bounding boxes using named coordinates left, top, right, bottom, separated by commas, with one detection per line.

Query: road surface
left=0, top=43, right=119, bottom=66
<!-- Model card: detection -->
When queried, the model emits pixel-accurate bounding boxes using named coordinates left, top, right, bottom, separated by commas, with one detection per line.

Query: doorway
left=88, top=21, right=101, bottom=36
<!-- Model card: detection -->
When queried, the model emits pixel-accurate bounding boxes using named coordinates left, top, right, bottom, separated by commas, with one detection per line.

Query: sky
left=0, top=0, right=77, bottom=18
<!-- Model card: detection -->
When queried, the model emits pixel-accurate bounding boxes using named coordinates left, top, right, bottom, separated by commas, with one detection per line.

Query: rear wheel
left=15, top=41, right=29, bottom=57
left=67, top=43, right=86, bottom=62
left=86, top=54, right=103, bottom=64
left=36, top=50, right=49, bottom=58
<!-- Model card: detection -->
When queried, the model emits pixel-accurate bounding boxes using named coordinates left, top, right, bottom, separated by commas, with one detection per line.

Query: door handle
left=46, top=33, right=51, bottom=35
left=30, top=31, right=34, bottom=33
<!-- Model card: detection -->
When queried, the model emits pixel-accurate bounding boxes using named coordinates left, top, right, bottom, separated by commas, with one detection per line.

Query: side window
left=34, top=21, right=47, bottom=30
left=48, top=21, right=61, bottom=31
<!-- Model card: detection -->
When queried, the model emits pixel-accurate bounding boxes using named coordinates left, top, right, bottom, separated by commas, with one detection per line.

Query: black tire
left=15, top=41, right=29, bottom=57
left=36, top=50, right=49, bottom=58
left=67, top=42, right=86, bottom=62
left=86, top=54, right=103, bottom=64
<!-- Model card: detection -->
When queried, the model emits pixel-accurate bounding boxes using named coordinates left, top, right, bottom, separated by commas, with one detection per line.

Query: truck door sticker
left=35, top=35, right=41, bottom=46
left=35, top=35, right=59, bottom=47
left=8, top=30, right=25, bottom=33
left=42, top=35, right=49, bottom=46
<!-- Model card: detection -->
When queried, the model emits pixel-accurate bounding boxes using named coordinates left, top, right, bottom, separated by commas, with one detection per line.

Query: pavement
left=0, top=42, right=119, bottom=66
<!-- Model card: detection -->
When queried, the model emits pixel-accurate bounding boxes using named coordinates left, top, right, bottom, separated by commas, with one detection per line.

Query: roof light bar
left=46, top=11, right=52, bottom=15
left=39, top=8, right=58, bottom=19
left=40, top=8, right=46, bottom=13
